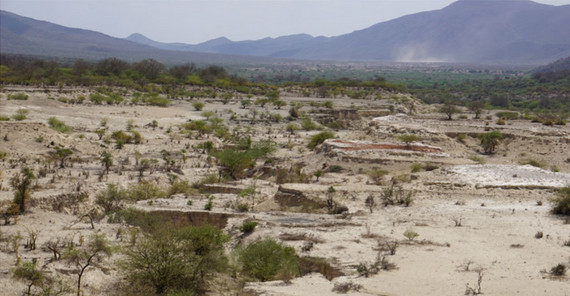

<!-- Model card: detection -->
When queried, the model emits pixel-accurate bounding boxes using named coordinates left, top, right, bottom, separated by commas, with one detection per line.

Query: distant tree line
left=0, top=54, right=249, bottom=89
left=413, top=72, right=569, bottom=115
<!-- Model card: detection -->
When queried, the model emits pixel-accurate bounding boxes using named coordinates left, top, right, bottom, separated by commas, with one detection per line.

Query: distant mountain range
left=3, top=0, right=570, bottom=65
left=0, top=10, right=280, bottom=65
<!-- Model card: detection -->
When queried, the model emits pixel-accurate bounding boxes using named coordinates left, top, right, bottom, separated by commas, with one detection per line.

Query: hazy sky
left=2, top=0, right=569, bottom=44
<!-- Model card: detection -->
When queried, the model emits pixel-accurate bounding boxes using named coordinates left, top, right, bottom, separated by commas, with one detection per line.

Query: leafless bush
left=25, top=228, right=40, bottom=250
left=452, top=216, right=464, bottom=227
left=43, top=237, right=63, bottom=260
left=301, top=241, right=314, bottom=252
left=458, top=260, right=474, bottom=272
left=332, top=282, right=362, bottom=294
left=279, top=233, right=324, bottom=244
left=464, top=270, right=484, bottom=295
left=384, top=240, right=398, bottom=255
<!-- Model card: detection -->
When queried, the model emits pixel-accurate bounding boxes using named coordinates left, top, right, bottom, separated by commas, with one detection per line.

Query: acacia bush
left=307, top=131, right=335, bottom=150
left=126, top=182, right=166, bottom=201
left=95, top=184, right=126, bottom=214
left=211, top=139, right=276, bottom=180
left=237, top=238, right=299, bottom=282
left=478, top=131, right=503, bottom=154
left=121, top=225, right=229, bottom=295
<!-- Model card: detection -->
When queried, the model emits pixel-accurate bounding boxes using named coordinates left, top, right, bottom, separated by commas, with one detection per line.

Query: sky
left=2, top=0, right=569, bottom=44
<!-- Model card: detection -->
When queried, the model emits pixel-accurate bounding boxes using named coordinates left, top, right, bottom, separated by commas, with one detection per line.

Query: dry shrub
left=279, top=233, right=324, bottom=243
left=299, top=257, right=343, bottom=280
left=31, top=191, right=88, bottom=214
left=332, top=282, right=362, bottom=294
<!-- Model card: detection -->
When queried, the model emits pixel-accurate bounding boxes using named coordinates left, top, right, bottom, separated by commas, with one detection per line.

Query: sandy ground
left=0, top=87, right=569, bottom=296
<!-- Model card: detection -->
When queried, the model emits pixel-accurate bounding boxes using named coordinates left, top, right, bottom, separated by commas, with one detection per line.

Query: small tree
left=478, top=131, right=503, bottom=154
left=13, top=261, right=44, bottom=296
left=285, top=123, right=300, bottom=135
left=212, top=149, right=254, bottom=180
left=313, top=170, right=323, bottom=182
left=51, top=146, right=73, bottom=168
left=95, top=184, right=125, bottom=214
left=137, top=159, right=151, bottom=177
left=100, top=150, right=113, bottom=174
left=273, top=99, right=287, bottom=109
left=240, top=100, right=251, bottom=109
left=439, top=102, right=460, bottom=120
left=11, top=166, right=35, bottom=213
left=121, top=225, right=229, bottom=295
left=63, top=234, right=113, bottom=296
left=469, top=101, right=485, bottom=119
left=193, top=102, right=205, bottom=111
left=397, top=134, right=419, bottom=148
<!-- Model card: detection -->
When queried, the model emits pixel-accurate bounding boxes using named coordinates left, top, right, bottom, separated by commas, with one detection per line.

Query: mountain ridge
left=124, top=0, right=570, bottom=64
left=2, top=0, right=570, bottom=65
left=0, top=10, right=282, bottom=65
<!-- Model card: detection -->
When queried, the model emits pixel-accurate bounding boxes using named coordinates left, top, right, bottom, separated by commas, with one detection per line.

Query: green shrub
left=111, top=130, right=132, bottom=148
left=144, top=94, right=170, bottom=107
left=126, top=182, right=166, bottom=201
left=495, top=111, right=519, bottom=120
left=109, top=208, right=164, bottom=232
left=167, top=180, right=193, bottom=197
left=48, top=117, right=73, bottom=133
left=367, top=167, right=388, bottom=184
left=519, top=158, right=546, bottom=169
left=204, top=197, right=213, bottom=211
left=237, top=238, right=299, bottom=282
left=192, top=174, right=219, bottom=189
left=410, top=163, right=423, bottom=173
left=307, top=131, right=335, bottom=150
left=301, top=118, right=322, bottom=131
left=12, top=109, right=29, bottom=121
left=193, top=102, right=205, bottom=111
left=96, top=184, right=126, bottom=213
left=478, top=131, right=503, bottom=154
left=89, top=93, right=107, bottom=104
left=8, top=93, right=29, bottom=100
left=239, top=221, right=258, bottom=233
left=121, top=224, right=229, bottom=295
left=0, top=116, right=10, bottom=121
left=397, top=134, right=419, bottom=147
left=403, top=228, right=419, bottom=241
left=468, top=155, right=486, bottom=164
left=551, top=186, right=570, bottom=216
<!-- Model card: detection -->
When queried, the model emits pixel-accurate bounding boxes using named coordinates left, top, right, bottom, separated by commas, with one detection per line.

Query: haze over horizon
left=2, top=0, right=569, bottom=45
